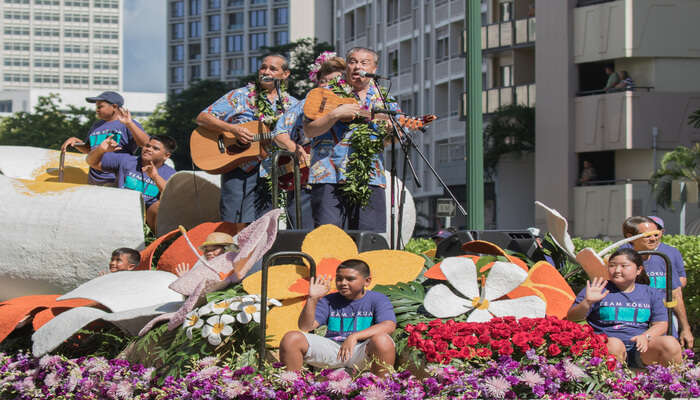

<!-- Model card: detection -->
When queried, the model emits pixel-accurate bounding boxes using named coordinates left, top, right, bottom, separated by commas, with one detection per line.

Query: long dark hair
left=608, top=248, right=650, bottom=285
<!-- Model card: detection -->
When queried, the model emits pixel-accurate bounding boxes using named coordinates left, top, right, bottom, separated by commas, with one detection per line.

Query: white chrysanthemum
left=183, top=310, right=204, bottom=339
left=423, top=257, right=546, bottom=321
left=201, top=314, right=235, bottom=346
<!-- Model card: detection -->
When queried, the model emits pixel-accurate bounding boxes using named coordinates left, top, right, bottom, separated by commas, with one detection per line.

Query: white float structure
left=157, top=170, right=221, bottom=236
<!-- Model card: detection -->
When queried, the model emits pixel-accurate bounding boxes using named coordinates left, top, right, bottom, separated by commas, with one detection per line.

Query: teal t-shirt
left=314, top=290, right=395, bottom=342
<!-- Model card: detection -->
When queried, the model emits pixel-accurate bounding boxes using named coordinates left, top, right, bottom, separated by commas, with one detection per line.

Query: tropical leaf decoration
left=650, top=144, right=700, bottom=209
left=373, top=282, right=430, bottom=327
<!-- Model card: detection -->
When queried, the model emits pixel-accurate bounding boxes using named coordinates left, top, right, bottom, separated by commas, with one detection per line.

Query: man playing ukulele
left=196, top=54, right=298, bottom=227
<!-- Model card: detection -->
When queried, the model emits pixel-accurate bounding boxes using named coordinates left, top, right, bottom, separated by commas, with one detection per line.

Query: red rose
left=465, top=335, right=479, bottom=346
left=426, top=351, right=439, bottom=362
left=416, top=322, right=428, bottom=332
left=571, top=343, right=584, bottom=356
left=498, top=344, right=514, bottom=356
left=512, top=332, right=529, bottom=347
left=476, top=347, right=492, bottom=358
left=606, top=355, right=617, bottom=371
left=478, top=334, right=491, bottom=344
left=428, top=319, right=443, bottom=328
left=460, top=346, right=476, bottom=359
left=453, top=336, right=467, bottom=348
left=531, top=336, right=545, bottom=347
left=547, top=343, right=561, bottom=356
left=435, top=340, right=449, bottom=353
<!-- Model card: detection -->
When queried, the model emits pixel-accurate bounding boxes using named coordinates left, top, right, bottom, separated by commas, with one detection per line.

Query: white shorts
left=302, top=333, right=393, bottom=370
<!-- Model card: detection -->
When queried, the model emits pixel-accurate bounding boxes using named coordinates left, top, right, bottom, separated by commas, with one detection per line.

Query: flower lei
left=245, top=81, right=291, bottom=129
left=308, top=51, right=337, bottom=83
left=326, top=76, right=392, bottom=207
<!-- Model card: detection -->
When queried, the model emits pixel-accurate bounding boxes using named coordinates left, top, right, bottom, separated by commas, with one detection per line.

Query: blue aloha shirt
left=202, top=85, right=298, bottom=174
left=305, top=83, right=399, bottom=187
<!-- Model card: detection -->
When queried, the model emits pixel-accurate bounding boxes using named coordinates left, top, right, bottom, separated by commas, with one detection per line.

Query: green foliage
left=373, top=281, right=431, bottom=356
left=0, top=93, right=98, bottom=149
left=650, top=144, right=700, bottom=209
left=403, top=238, right=436, bottom=255
left=688, top=107, right=700, bottom=129
left=484, top=104, right=535, bottom=176
left=143, top=79, right=234, bottom=169
left=572, top=237, right=610, bottom=254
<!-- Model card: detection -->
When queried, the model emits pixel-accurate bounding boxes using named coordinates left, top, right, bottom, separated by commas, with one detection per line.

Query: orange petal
left=507, top=261, right=575, bottom=318
left=424, top=255, right=479, bottom=280
left=242, top=264, right=318, bottom=299
left=287, top=257, right=342, bottom=295
left=461, top=240, right=509, bottom=257
left=137, top=228, right=179, bottom=270
left=0, top=295, right=59, bottom=342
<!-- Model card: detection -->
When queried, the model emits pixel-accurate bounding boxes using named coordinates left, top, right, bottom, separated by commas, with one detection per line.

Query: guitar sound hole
left=319, top=97, right=327, bottom=112
left=226, top=142, right=250, bottom=153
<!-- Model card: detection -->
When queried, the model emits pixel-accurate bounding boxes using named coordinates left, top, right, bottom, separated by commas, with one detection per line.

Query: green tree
left=0, top=93, right=97, bottom=150
left=650, top=144, right=700, bottom=209
left=483, top=104, right=535, bottom=176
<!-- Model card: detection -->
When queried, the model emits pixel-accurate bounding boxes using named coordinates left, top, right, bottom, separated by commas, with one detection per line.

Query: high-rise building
left=0, top=0, right=123, bottom=92
left=166, top=0, right=332, bottom=94
left=334, top=0, right=536, bottom=232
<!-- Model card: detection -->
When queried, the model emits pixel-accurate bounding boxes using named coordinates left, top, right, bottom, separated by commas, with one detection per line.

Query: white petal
left=236, top=301, right=255, bottom=311
left=208, top=334, right=222, bottom=346
left=267, top=298, right=282, bottom=307
left=206, top=315, right=221, bottom=325
left=219, top=314, right=235, bottom=325
left=198, top=303, right=214, bottom=316
left=466, top=308, right=494, bottom=322
left=423, top=284, right=475, bottom=318
left=194, top=319, right=204, bottom=329
left=201, top=325, right=212, bottom=337
left=489, top=296, right=547, bottom=319
left=186, top=327, right=194, bottom=339
left=440, top=257, right=479, bottom=299
left=253, top=311, right=260, bottom=323
left=229, top=301, right=241, bottom=310
left=236, top=312, right=252, bottom=324
left=483, top=262, right=528, bottom=301
left=221, top=325, right=233, bottom=336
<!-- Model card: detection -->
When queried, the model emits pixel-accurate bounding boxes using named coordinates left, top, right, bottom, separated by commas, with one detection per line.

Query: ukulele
left=190, top=120, right=272, bottom=174
left=303, top=87, right=437, bottom=128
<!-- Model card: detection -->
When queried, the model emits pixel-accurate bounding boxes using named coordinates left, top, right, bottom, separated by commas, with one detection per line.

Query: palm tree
left=650, top=144, right=700, bottom=208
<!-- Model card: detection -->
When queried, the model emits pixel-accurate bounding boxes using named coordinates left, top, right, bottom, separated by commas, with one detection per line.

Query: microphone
left=371, top=107, right=401, bottom=116
left=358, top=70, right=389, bottom=80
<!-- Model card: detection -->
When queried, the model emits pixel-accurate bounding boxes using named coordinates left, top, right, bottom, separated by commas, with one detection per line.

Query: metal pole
left=465, top=0, right=484, bottom=229
left=651, top=127, right=658, bottom=214
left=680, top=182, right=687, bottom=235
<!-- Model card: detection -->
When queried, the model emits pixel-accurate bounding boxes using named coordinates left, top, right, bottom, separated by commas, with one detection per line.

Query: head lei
left=308, top=51, right=337, bottom=83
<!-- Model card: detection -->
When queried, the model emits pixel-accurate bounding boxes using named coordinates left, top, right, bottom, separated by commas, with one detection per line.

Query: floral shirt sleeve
left=308, top=82, right=400, bottom=187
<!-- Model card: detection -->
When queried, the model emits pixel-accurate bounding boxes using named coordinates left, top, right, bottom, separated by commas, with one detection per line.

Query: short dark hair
left=622, top=216, right=654, bottom=237
left=337, top=258, right=370, bottom=277
left=609, top=248, right=650, bottom=285
left=151, top=135, right=177, bottom=154
left=262, top=53, right=289, bottom=71
left=111, top=247, right=140, bottom=267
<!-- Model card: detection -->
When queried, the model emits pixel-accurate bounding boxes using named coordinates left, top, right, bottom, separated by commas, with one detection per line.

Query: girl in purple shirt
left=567, top=248, right=682, bottom=368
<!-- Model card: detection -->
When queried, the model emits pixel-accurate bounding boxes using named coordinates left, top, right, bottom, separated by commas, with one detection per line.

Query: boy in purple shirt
left=61, top=91, right=150, bottom=186
left=86, top=135, right=177, bottom=231
left=280, top=259, right=396, bottom=376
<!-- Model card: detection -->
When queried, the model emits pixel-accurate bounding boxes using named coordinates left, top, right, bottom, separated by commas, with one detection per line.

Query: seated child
left=567, top=248, right=681, bottom=368
left=279, top=259, right=396, bottom=376
left=175, top=232, right=237, bottom=276
left=100, top=247, right=140, bottom=275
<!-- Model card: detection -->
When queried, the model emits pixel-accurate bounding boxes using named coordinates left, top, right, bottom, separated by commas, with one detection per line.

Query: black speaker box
left=264, top=229, right=389, bottom=265
left=436, top=230, right=540, bottom=259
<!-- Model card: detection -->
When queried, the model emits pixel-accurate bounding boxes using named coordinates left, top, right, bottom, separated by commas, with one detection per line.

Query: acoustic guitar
left=303, top=87, right=437, bottom=129
left=190, top=120, right=272, bottom=174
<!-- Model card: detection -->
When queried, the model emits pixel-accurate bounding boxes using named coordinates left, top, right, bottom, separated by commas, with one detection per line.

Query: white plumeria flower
left=201, top=314, right=235, bottom=346
left=233, top=300, right=261, bottom=324
left=210, top=298, right=236, bottom=315
left=423, top=257, right=546, bottom=321
left=182, top=310, right=204, bottom=339
left=197, top=301, right=216, bottom=316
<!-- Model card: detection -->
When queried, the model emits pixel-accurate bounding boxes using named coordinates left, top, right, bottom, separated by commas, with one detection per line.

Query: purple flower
left=589, top=356, right=602, bottom=366
left=482, top=376, right=511, bottom=399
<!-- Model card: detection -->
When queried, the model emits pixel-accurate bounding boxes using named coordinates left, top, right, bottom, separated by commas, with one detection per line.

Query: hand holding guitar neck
left=232, top=124, right=254, bottom=144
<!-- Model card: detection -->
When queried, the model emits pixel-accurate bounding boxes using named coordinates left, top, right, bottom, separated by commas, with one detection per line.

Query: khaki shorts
left=302, top=333, right=392, bottom=370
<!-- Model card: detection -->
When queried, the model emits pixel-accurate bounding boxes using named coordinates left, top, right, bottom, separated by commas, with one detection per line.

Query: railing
left=576, top=0, right=615, bottom=7
left=481, top=84, right=535, bottom=114
left=481, top=17, right=535, bottom=50
left=576, top=86, right=655, bottom=97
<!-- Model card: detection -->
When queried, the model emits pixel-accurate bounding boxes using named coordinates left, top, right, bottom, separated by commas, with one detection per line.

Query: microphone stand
left=371, top=78, right=466, bottom=248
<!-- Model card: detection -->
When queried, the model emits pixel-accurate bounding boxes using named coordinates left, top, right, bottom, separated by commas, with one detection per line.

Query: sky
left=123, top=0, right=166, bottom=93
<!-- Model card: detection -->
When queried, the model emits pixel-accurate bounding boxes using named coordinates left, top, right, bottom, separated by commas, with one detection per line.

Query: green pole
left=466, top=0, right=484, bottom=229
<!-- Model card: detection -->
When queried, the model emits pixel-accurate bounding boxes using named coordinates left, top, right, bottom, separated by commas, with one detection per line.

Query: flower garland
left=245, top=81, right=291, bottom=129
left=326, top=76, right=391, bottom=207
left=308, top=51, right=337, bottom=83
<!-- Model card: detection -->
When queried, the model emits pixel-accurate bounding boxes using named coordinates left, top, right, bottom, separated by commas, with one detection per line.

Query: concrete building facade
left=0, top=0, right=123, bottom=92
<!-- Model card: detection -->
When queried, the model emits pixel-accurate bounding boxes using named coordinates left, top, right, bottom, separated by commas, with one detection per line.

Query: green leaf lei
left=326, top=77, right=391, bottom=207
left=245, top=81, right=291, bottom=129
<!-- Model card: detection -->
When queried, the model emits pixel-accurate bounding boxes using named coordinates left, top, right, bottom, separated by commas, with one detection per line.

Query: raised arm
left=297, top=275, right=331, bottom=331
left=566, top=277, right=609, bottom=321
left=86, top=138, right=121, bottom=171
left=117, top=107, right=150, bottom=147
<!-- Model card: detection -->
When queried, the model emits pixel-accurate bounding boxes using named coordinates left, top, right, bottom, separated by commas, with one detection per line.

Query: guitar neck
left=252, top=132, right=273, bottom=142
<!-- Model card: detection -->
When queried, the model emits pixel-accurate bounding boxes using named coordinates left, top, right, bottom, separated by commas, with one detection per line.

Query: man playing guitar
left=196, top=54, right=298, bottom=227
left=303, top=47, right=399, bottom=233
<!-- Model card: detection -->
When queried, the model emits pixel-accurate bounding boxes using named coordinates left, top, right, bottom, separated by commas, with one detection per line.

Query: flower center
left=186, top=315, right=199, bottom=326
left=214, top=301, right=231, bottom=309
left=212, top=323, right=224, bottom=334
left=471, top=297, right=490, bottom=310
left=244, top=305, right=257, bottom=314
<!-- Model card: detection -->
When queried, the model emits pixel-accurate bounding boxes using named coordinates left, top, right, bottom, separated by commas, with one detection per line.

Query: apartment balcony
left=481, top=17, right=535, bottom=51
left=574, top=0, right=700, bottom=64
left=481, top=84, right=535, bottom=114
left=573, top=182, right=643, bottom=238
left=574, top=89, right=700, bottom=152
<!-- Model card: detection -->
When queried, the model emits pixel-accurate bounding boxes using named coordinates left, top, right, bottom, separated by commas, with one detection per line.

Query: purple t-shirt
left=100, top=152, right=175, bottom=207
left=85, top=119, right=145, bottom=184
left=619, top=243, right=682, bottom=291
left=314, top=290, right=396, bottom=342
left=574, top=283, right=667, bottom=345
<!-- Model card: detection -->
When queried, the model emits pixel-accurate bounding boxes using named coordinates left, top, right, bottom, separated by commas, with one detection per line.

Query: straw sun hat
left=198, top=232, right=235, bottom=251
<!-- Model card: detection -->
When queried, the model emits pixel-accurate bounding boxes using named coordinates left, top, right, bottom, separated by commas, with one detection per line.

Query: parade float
left=0, top=146, right=698, bottom=399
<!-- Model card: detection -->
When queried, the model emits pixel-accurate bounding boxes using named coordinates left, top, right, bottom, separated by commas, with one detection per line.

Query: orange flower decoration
left=241, top=225, right=425, bottom=346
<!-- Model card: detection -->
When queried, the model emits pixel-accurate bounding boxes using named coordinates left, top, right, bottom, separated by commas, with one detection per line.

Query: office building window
left=94, top=15, right=118, bottom=24
left=228, top=12, right=243, bottom=30
left=94, top=61, right=118, bottom=70
left=172, top=23, right=184, bottom=39
left=64, top=43, right=90, bottom=53
left=34, top=43, right=60, bottom=52
left=4, top=58, right=29, bottom=67
left=208, top=37, right=221, bottom=54
left=94, top=30, right=119, bottom=39
left=0, top=101, right=13, bottom=113
left=226, top=34, right=243, bottom=52
left=251, top=0, right=266, bottom=4
left=388, top=50, right=398, bottom=77
left=208, top=14, right=221, bottom=31
left=94, top=0, right=118, bottom=8
left=64, top=28, right=89, bottom=38
left=172, top=45, right=184, bottom=61
left=189, top=0, right=201, bottom=15
left=93, top=76, right=119, bottom=85
left=34, top=74, right=59, bottom=84
left=208, top=59, right=220, bottom=77
left=4, top=42, right=30, bottom=51
left=208, top=0, right=220, bottom=9
left=249, top=9, right=266, bottom=27
left=64, top=75, right=89, bottom=84
left=436, top=27, right=449, bottom=61
left=4, top=10, right=30, bottom=20
left=64, top=0, right=89, bottom=6
left=190, top=64, right=201, bottom=80
left=387, top=0, right=399, bottom=25
left=227, top=0, right=243, bottom=6
left=35, top=59, right=59, bottom=68
left=4, top=73, right=29, bottom=82
left=65, top=13, right=89, bottom=22
left=94, top=45, right=118, bottom=54
left=34, top=12, right=60, bottom=21
left=4, top=26, right=29, bottom=36
left=189, top=21, right=201, bottom=38
left=34, top=27, right=60, bottom=37
left=249, top=56, right=260, bottom=72
left=249, top=32, right=266, bottom=50
left=273, top=7, right=287, bottom=25
left=35, top=0, right=60, bottom=5
left=499, top=65, right=512, bottom=87
left=172, top=66, right=184, bottom=83
left=189, top=43, right=201, bottom=59
left=171, top=0, right=185, bottom=17
left=227, top=57, right=244, bottom=75
left=274, top=30, right=288, bottom=45
left=64, top=59, right=88, bottom=68
left=4, top=0, right=28, bottom=3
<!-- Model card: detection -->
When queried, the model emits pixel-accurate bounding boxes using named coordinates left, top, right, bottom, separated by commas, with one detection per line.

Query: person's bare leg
left=279, top=331, right=309, bottom=371
left=640, top=336, right=682, bottom=366
left=366, top=334, right=395, bottom=377
left=146, top=201, right=160, bottom=232
left=606, top=337, right=627, bottom=364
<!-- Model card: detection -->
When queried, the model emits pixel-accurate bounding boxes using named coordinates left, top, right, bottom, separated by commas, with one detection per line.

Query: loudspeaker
left=264, top=229, right=389, bottom=265
left=435, top=230, right=540, bottom=259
